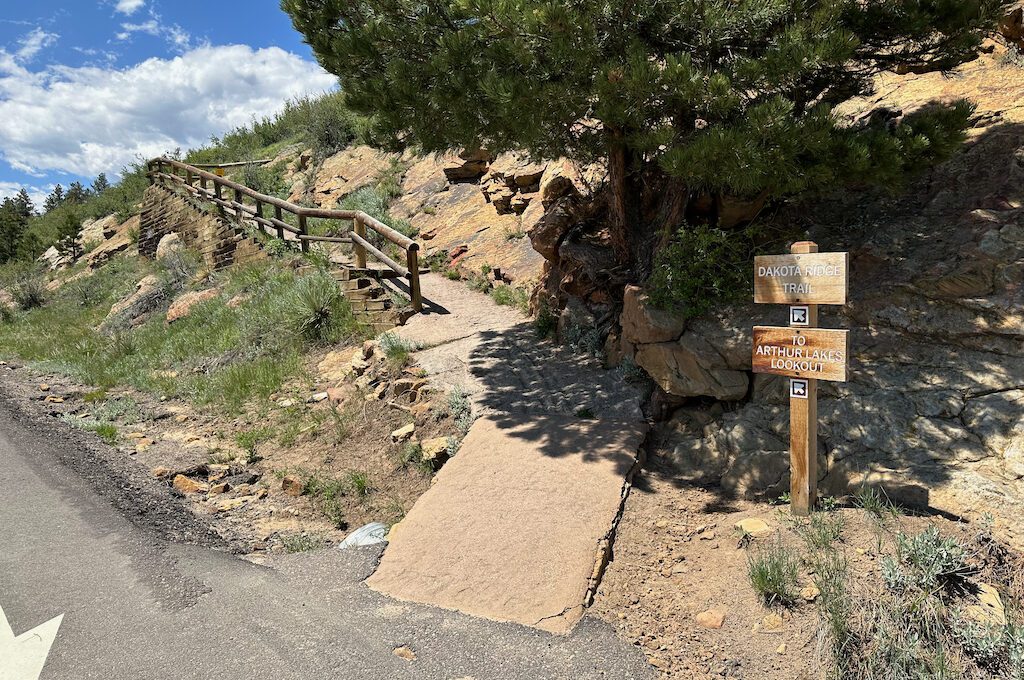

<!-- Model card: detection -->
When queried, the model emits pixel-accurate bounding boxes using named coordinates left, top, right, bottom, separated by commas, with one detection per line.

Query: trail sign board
left=754, top=252, right=848, bottom=305
left=752, top=326, right=849, bottom=382
left=752, top=241, right=850, bottom=517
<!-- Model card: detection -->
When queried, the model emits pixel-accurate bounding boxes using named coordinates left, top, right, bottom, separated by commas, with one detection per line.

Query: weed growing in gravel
left=446, top=387, right=474, bottom=433
left=533, top=299, right=557, bottom=339
left=801, top=512, right=846, bottom=551
left=490, top=285, right=529, bottom=313
left=379, top=332, right=415, bottom=370
left=748, top=540, right=800, bottom=607
left=89, top=395, right=147, bottom=425
left=280, top=532, right=325, bottom=553
left=855, top=485, right=900, bottom=523
left=303, top=472, right=348, bottom=528
left=89, top=422, right=119, bottom=444
left=346, top=470, right=373, bottom=499
left=444, top=268, right=462, bottom=280
left=236, top=427, right=274, bottom=463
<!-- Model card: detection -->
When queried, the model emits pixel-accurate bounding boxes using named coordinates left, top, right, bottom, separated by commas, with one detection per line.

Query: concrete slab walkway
left=368, top=273, right=649, bottom=633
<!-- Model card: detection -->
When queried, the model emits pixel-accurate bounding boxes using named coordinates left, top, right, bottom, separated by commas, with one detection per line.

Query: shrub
left=378, top=331, right=415, bottom=369
left=285, top=271, right=362, bottom=344
left=238, top=162, right=286, bottom=197
left=647, top=224, right=754, bottom=317
left=346, top=470, right=373, bottom=499
left=446, top=387, right=474, bottom=433
left=748, top=540, right=800, bottom=607
left=12, top=272, right=46, bottom=310
left=490, top=285, right=529, bottom=313
left=882, top=526, right=970, bottom=593
left=301, top=91, right=360, bottom=161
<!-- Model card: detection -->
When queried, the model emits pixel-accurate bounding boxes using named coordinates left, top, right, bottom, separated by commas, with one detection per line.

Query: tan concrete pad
left=366, top=415, right=647, bottom=634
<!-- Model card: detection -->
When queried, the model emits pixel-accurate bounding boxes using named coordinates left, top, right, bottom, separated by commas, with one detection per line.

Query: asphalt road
left=0, top=395, right=654, bottom=680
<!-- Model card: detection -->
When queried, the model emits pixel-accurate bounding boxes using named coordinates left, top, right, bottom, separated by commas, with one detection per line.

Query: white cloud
left=15, top=28, right=58, bottom=62
left=0, top=44, right=337, bottom=179
left=115, top=11, right=194, bottom=52
left=114, top=0, right=146, bottom=14
left=0, top=181, right=51, bottom=208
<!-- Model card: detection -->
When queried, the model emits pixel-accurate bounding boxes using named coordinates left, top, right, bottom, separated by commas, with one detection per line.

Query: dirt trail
left=368, top=272, right=650, bottom=633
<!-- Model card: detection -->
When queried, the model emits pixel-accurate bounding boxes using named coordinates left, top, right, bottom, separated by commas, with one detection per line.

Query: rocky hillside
left=629, top=43, right=1024, bottom=546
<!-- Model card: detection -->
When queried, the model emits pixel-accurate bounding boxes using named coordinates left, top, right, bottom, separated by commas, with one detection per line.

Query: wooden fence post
left=298, top=214, right=309, bottom=253
left=353, top=216, right=367, bottom=269
left=406, top=244, right=422, bottom=312
left=274, top=205, right=284, bottom=240
left=789, top=240, right=819, bottom=516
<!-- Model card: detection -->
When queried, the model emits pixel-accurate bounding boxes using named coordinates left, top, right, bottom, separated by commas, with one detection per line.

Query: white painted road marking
left=0, top=604, right=63, bottom=680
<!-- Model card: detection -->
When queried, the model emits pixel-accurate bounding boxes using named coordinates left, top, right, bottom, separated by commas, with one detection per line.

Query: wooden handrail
left=147, top=156, right=423, bottom=312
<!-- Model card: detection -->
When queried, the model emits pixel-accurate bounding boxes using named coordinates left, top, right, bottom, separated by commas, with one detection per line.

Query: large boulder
left=295, top=145, right=397, bottom=206
left=166, top=288, right=218, bottom=324
left=620, top=285, right=686, bottom=345
left=101, top=274, right=165, bottom=332
left=155, top=232, right=184, bottom=260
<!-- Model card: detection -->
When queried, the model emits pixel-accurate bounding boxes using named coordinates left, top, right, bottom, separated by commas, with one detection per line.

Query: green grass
left=280, top=532, right=325, bottom=553
left=302, top=472, right=348, bottom=528
left=800, top=511, right=846, bottom=551
left=378, top=332, right=415, bottom=371
left=345, top=470, right=373, bottom=499
left=236, top=427, right=274, bottom=463
left=0, top=260, right=368, bottom=416
left=490, top=285, right=529, bottom=313
left=88, top=422, right=119, bottom=444
left=747, top=540, right=800, bottom=607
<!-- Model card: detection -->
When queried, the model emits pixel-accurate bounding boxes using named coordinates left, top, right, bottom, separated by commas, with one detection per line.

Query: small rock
left=215, top=497, right=247, bottom=513
left=361, top=340, right=375, bottom=359
left=39, top=383, right=50, bottom=392
left=255, top=488, right=268, bottom=499
left=174, top=414, right=189, bottom=423
left=172, top=474, right=209, bottom=495
left=209, top=482, right=230, bottom=495
left=966, top=583, right=1006, bottom=626
left=699, top=529, right=716, bottom=541
left=393, top=378, right=427, bottom=397
left=695, top=608, right=726, bottom=629
left=350, top=355, right=370, bottom=376
left=410, top=401, right=432, bottom=422
left=326, top=387, right=347, bottom=404
left=135, top=438, right=155, bottom=452
left=391, top=423, right=416, bottom=442
left=281, top=475, right=303, bottom=496
left=421, top=436, right=449, bottom=465
left=759, top=613, right=784, bottom=633
left=44, top=395, right=65, bottom=404
left=151, top=466, right=174, bottom=479
left=126, top=432, right=146, bottom=440
left=776, top=643, right=787, bottom=655
left=372, top=384, right=388, bottom=401
left=277, top=398, right=297, bottom=408
left=655, top=519, right=669, bottom=529
left=801, top=585, right=821, bottom=602
left=734, top=518, right=771, bottom=536
left=392, top=646, right=416, bottom=661
left=307, top=391, right=329, bottom=403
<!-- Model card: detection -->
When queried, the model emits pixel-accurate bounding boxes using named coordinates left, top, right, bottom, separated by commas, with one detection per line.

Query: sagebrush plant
left=378, top=331, right=415, bottom=370
left=446, top=387, right=474, bottom=433
left=11, top=270, right=46, bottom=310
left=748, top=540, right=800, bottom=607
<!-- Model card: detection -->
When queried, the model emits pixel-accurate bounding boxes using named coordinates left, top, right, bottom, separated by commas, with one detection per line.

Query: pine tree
left=0, top=197, right=25, bottom=264
left=55, top=208, right=83, bottom=259
left=65, top=181, right=90, bottom=205
left=92, top=173, right=109, bottom=194
left=13, top=188, right=34, bottom=219
left=284, top=0, right=1007, bottom=270
left=43, top=185, right=64, bottom=213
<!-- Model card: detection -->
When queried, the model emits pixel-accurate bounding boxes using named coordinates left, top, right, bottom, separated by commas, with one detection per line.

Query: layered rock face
left=633, top=49, right=1024, bottom=546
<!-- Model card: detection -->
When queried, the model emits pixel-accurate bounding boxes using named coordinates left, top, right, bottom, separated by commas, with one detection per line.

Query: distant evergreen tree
left=284, top=0, right=1007, bottom=270
left=65, top=181, right=90, bottom=205
left=55, top=209, right=83, bottom=259
left=13, top=188, right=34, bottom=219
left=0, top=197, right=26, bottom=264
left=91, top=173, right=110, bottom=194
left=43, top=185, right=64, bottom=214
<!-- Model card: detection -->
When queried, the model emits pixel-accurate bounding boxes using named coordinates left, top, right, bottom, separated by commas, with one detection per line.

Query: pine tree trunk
left=606, top=132, right=638, bottom=268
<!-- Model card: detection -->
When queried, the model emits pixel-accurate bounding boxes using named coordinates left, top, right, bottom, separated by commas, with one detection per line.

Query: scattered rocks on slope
left=165, top=288, right=218, bottom=324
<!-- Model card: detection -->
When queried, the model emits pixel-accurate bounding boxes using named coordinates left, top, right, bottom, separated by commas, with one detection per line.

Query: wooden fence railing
left=146, top=157, right=422, bottom=312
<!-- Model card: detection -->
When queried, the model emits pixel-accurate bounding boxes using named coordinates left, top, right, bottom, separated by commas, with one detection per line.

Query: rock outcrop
left=631, top=48, right=1024, bottom=547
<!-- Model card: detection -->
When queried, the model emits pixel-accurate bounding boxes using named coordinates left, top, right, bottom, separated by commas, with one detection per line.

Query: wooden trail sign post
left=752, top=242, right=849, bottom=516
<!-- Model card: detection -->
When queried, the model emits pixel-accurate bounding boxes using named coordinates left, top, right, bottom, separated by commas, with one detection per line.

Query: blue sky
left=0, top=1, right=336, bottom=206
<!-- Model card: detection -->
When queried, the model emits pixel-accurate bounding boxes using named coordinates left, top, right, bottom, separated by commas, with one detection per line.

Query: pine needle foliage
left=283, top=0, right=1006, bottom=266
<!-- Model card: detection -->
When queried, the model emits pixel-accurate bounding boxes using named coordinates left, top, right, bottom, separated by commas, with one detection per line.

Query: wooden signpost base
left=789, top=241, right=818, bottom=516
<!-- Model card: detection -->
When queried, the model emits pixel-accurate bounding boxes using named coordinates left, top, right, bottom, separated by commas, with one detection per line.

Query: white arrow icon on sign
left=0, top=603, right=63, bottom=680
